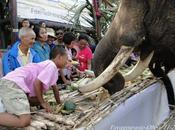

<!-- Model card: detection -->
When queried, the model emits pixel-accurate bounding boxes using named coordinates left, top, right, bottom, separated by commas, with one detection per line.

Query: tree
left=100, top=0, right=120, bottom=34
left=71, top=0, right=121, bottom=43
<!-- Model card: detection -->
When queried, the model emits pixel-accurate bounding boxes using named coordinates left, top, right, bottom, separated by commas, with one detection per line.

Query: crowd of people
left=0, top=19, right=94, bottom=128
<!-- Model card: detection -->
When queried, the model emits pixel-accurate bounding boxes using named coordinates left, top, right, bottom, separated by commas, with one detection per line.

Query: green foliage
left=67, top=83, right=78, bottom=92
left=100, top=0, right=121, bottom=34
left=71, top=0, right=121, bottom=42
left=100, top=4, right=115, bottom=34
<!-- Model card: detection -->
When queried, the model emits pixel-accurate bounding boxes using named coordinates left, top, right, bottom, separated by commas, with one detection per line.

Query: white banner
left=16, top=0, right=92, bottom=27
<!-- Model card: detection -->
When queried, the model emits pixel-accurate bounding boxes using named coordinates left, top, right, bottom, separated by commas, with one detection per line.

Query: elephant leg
left=103, top=73, right=125, bottom=95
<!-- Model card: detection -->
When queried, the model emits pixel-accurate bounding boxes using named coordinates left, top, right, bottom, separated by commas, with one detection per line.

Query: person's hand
left=66, top=61, right=72, bottom=68
left=85, top=70, right=95, bottom=78
left=41, top=102, right=52, bottom=113
left=65, top=80, right=71, bottom=85
left=79, top=71, right=86, bottom=78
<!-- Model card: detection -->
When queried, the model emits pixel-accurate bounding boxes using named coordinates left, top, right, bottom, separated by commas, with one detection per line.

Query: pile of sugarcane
left=1, top=68, right=157, bottom=130
left=22, top=76, right=156, bottom=129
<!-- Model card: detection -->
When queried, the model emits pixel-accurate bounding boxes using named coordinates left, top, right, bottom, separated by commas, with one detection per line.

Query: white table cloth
left=77, top=82, right=170, bottom=130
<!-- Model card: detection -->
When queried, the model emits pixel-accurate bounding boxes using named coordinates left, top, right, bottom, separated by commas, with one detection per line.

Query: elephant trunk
left=78, top=46, right=134, bottom=93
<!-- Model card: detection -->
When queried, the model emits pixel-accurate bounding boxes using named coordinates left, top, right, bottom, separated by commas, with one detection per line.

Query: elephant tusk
left=78, top=45, right=134, bottom=93
left=124, top=51, right=154, bottom=82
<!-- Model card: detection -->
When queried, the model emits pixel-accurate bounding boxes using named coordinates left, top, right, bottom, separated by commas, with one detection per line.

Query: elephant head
left=79, top=0, right=175, bottom=94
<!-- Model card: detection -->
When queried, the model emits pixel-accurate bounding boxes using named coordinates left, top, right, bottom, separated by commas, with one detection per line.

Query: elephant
left=79, top=0, right=175, bottom=103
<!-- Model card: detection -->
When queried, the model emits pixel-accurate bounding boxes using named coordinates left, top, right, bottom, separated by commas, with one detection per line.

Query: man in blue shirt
left=2, top=27, right=41, bottom=75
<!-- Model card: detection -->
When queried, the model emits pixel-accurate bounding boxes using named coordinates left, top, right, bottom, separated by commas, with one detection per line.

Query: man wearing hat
left=46, top=28, right=57, bottom=50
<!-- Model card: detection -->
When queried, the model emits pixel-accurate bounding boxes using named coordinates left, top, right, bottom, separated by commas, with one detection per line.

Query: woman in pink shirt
left=0, top=47, right=68, bottom=128
left=77, top=34, right=93, bottom=71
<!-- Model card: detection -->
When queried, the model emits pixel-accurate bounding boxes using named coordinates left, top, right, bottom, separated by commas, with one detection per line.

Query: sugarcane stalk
left=68, top=90, right=79, bottom=96
left=54, top=104, right=63, bottom=114
left=73, top=88, right=108, bottom=103
left=30, top=120, right=47, bottom=129
left=37, top=112, right=75, bottom=126
left=83, top=107, right=94, bottom=113
left=23, top=126, right=37, bottom=130
left=32, top=115, right=56, bottom=130
left=73, top=91, right=103, bottom=103
left=61, top=91, right=79, bottom=101
left=54, top=124, right=62, bottom=130
left=73, top=111, right=94, bottom=128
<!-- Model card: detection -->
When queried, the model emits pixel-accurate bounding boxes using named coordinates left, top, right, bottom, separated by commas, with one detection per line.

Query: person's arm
left=34, top=79, right=52, bottom=112
left=33, top=52, right=41, bottom=63
left=2, top=53, right=14, bottom=75
left=60, top=69, right=70, bottom=84
left=0, top=113, right=31, bottom=127
left=52, top=85, right=61, bottom=104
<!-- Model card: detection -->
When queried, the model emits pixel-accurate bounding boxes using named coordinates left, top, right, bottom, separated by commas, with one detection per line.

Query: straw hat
left=46, top=28, right=57, bottom=39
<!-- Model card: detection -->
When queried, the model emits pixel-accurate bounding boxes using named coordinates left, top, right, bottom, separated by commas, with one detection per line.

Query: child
left=0, top=47, right=68, bottom=128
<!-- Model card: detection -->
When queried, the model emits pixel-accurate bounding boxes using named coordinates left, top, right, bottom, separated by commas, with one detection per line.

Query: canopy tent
left=16, top=0, right=93, bottom=28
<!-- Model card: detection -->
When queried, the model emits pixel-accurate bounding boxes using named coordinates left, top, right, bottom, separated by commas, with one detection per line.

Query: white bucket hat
left=46, top=28, right=57, bottom=39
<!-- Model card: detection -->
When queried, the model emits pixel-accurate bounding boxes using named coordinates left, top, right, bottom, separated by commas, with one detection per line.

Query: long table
left=77, top=82, right=170, bottom=130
